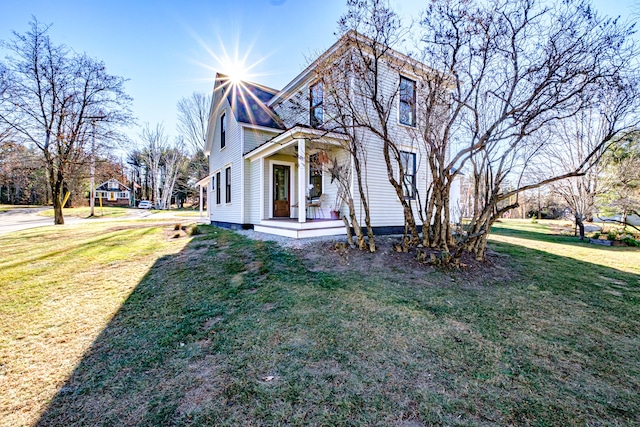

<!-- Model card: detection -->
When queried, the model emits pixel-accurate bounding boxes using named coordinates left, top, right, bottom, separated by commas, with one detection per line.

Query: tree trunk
left=578, top=221, right=585, bottom=240
left=47, top=162, right=65, bottom=225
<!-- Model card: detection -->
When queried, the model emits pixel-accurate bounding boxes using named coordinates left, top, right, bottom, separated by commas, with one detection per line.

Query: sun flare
left=224, top=59, right=249, bottom=84
left=186, top=26, right=275, bottom=87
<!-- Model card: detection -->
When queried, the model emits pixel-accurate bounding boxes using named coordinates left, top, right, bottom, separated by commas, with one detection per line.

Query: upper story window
left=399, top=76, right=416, bottom=127
left=310, top=81, right=323, bottom=128
left=309, top=153, right=323, bottom=199
left=220, top=113, right=226, bottom=149
left=400, top=151, right=416, bottom=199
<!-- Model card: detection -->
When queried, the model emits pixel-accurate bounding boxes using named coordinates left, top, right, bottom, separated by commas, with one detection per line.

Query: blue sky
left=1, top=0, right=635, bottom=146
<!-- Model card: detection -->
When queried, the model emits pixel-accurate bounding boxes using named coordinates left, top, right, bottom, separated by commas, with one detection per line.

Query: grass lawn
left=38, top=206, right=130, bottom=219
left=1, top=219, right=638, bottom=426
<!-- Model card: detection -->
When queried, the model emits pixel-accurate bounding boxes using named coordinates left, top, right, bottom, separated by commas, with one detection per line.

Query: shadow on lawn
left=35, top=226, right=640, bottom=426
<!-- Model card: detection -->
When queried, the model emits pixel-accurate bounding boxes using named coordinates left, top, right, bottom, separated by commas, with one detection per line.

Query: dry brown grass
left=0, top=222, right=192, bottom=427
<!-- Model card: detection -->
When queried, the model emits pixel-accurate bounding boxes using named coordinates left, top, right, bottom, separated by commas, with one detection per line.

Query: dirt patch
left=295, top=235, right=514, bottom=289
left=175, top=355, right=226, bottom=417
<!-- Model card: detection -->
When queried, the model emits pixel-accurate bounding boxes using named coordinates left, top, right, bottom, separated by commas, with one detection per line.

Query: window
left=400, top=151, right=416, bottom=199
left=225, top=166, right=231, bottom=203
left=310, top=81, right=323, bottom=128
left=220, top=113, right=226, bottom=149
left=309, top=153, right=323, bottom=199
left=399, top=76, right=416, bottom=126
left=216, top=171, right=221, bottom=204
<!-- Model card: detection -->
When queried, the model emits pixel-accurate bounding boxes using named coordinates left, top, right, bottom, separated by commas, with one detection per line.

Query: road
left=0, top=207, right=207, bottom=236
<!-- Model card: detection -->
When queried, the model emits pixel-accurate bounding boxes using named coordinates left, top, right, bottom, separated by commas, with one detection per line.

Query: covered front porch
left=245, top=126, right=350, bottom=238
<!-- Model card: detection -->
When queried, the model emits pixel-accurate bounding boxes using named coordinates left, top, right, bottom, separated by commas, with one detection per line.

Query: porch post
left=259, top=157, right=265, bottom=220
left=298, top=138, right=306, bottom=223
left=199, top=184, right=203, bottom=217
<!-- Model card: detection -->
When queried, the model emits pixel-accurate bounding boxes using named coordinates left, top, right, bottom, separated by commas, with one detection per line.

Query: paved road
left=0, top=207, right=208, bottom=236
left=0, top=207, right=69, bottom=235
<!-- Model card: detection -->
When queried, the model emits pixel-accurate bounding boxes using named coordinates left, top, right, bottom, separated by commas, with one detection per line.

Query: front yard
left=0, top=220, right=638, bottom=426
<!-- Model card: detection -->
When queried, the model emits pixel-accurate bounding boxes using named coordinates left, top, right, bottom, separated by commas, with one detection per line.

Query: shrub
left=621, top=236, right=640, bottom=247
left=592, top=232, right=601, bottom=239
left=186, top=224, right=200, bottom=236
left=607, top=229, right=619, bottom=240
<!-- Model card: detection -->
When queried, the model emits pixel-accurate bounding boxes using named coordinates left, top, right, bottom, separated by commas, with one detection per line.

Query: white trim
left=219, top=110, right=227, bottom=151
left=240, top=123, right=284, bottom=134
left=259, top=157, right=265, bottom=221
left=297, top=139, right=306, bottom=223
left=213, top=168, right=222, bottom=205
left=255, top=219, right=346, bottom=238
left=398, top=74, right=418, bottom=128
left=246, top=126, right=348, bottom=162
left=268, top=160, right=296, bottom=220
left=223, top=163, right=232, bottom=204
left=195, top=175, right=212, bottom=187
left=240, top=130, right=245, bottom=222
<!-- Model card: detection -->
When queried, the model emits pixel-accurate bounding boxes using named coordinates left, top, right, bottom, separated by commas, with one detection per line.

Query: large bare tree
left=313, top=0, right=425, bottom=251
left=0, top=19, right=133, bottom=224
left=416, top=0, right=638, bottom=261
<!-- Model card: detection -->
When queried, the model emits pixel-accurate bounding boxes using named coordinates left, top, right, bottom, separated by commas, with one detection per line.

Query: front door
left=273, top=165, right=290, bottom=217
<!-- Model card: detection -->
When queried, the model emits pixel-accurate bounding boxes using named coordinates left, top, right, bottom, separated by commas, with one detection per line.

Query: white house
left=204, top=31, right=461, bottom=238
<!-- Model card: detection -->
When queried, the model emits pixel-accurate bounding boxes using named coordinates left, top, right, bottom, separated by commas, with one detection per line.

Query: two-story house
left=203, top=31, right=460, bottom=238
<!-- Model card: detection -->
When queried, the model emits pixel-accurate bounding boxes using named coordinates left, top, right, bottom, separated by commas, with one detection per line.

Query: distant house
left=94, top=179, right=131, bottom=207
left=204, top=31, right=461, bottom=238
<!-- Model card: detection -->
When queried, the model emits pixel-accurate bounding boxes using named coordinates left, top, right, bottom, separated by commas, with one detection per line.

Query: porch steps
left=254, top=219, right=346, bottom=239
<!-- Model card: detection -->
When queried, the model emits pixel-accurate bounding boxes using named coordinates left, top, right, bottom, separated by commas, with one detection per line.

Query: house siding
left=205, top=35, right=460, bottom=235
left=273, top=86, right=310, bottom=129
left=208, top=96, right=243, bottom=224
left=243, top=126, right=281, bottom=153
left=249, top=159, right=261, bottom=224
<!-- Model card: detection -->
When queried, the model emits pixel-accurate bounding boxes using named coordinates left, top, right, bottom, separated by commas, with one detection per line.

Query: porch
left=254, top=218, right=346, bottom=238
left=246, top=126, right=351, bottom=238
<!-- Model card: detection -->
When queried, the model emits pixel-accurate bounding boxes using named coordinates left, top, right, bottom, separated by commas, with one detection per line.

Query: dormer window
left=310, top=81, right=323, bottom=128
left=399, top=76, right=416, bottom=127
left=220, top=113, right=226, bottom=149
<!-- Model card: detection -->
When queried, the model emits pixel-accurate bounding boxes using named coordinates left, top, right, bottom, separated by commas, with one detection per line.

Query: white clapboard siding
left=208, top=96, right=243, bottom=224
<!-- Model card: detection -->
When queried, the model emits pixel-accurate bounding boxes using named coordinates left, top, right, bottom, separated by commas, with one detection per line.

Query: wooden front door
left=273, top=165, right=290, bottom=217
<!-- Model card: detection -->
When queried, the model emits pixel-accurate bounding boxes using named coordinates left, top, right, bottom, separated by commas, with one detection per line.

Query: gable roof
left=96, top=179, right=130, bottom=191
left=267, top=30, right=438, bottom=108
left=215, top=73, right=285, bottom=130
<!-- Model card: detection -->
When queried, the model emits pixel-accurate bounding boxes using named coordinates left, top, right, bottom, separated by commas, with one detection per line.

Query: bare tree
left=0, top=19, right=133, bottom=224
left=177, top=92, right=211, bottom=155
left=417, top=0, right=638, bottom=262
left=313, top=0, right=426, bottom=251
left=140, top=124, right=167, bottom=208
left=176, top=92, right=210, bottom=208
left=545, top=109, right=610, bottom=239
left=139, top=123, right=187, bottom=209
